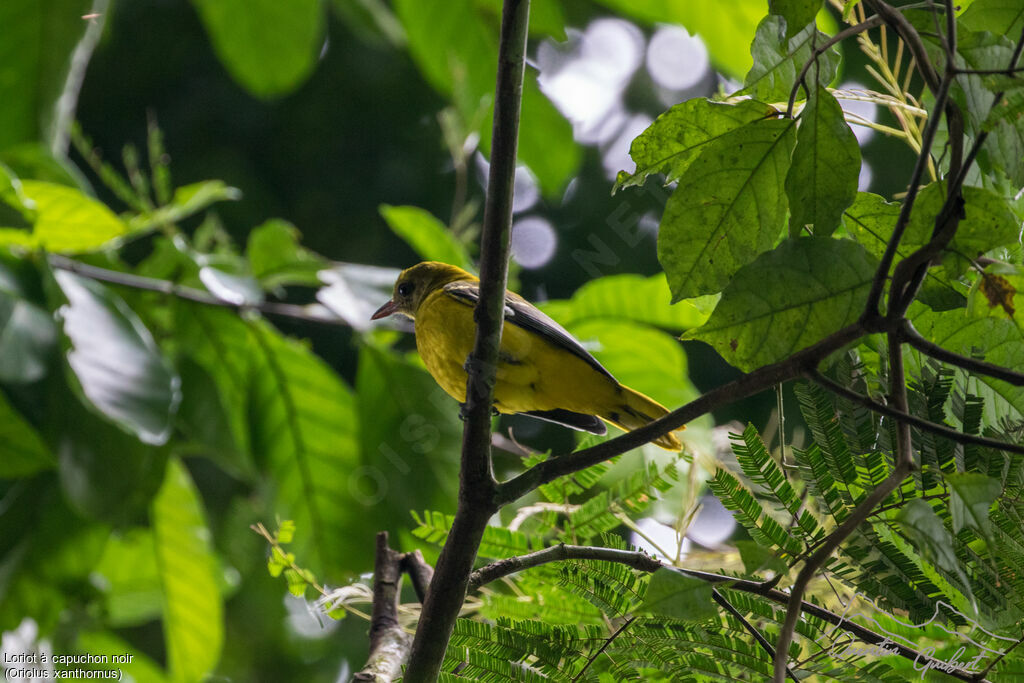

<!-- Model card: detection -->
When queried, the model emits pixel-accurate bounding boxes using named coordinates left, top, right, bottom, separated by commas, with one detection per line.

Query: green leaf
left=0, top=142, right=85, bottom=188
left=152, top=457, right=223, bottom=683
left=0, top=0, right=95, bottom=149
left=960, top=0, right=1024, bottom=36
left=907, top=183, right=1020, bottom=276
left=744, top=16, right=840, bottom=103
left=317, top=263, right=402, bottom=331
left=75, top=630, right=168, bottom=683
left=379, top=204, right=473, bottom=271
left=0, top=163, right=37, bottom=227
left=786, top=85, right=860, bottom=236
left=639, top=568, right=717, bottom=622
left=538, top=273, right=714, bottom=333
left=568, top=319, right=697, bottom=410
left=130, top=180, right=242, bottom=231
left=895, top=498, right=963, bottom=578
left=967, top=262, right=1024, bottom=328
left=0, top=181, right=129, bottom=252
left=0, top=261, right=57, bottom=384
left=687, top=238, right=876, bottom=372
left=474, top=0, right=565, bottom=39
left=769, top=0, right=824, bottom=38
left=658, top=117, right=796, bottom=301
left=909, top=306, right=1024, bottom=420
left=735, top=540, right=788, bottom=577
left=245, top=219, right=326, bottom=288
left=953, top=30, right=1024, bottom=185
left=0, top=389, right=53, bottom=477
left=615, top=99, right=777, bottom=192
left=54, top=271, right=180, bottom=445
left=946, top=472, right=1001, bottom=539
left=355, top=343, right=462, bottom=527
left=248, top=321, right=364, bottom=581
left=175, top=356, right=251, bottom=477
left=191, top=0, right=324, bottom=98
left=93, top=529, right=163, bottom=627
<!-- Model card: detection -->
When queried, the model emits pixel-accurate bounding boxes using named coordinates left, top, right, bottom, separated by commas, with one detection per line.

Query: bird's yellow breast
left=414, top=288, right=622, bottom=415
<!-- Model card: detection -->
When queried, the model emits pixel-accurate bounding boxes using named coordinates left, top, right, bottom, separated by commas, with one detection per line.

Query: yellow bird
left=371, top=262, right=683, bottom=451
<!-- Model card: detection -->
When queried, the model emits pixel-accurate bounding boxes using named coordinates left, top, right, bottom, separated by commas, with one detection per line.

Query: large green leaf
left=75, top=630, right=168, bottom=683
left=191, top=0, right=324, bottom=98
left=591, top=0, right=766, bottom=78
left=744, top=15, right=840, bottom=103
left=379, top=204, right=474, bottom=271
left=0, top=0, right=95, bottom=149
left=769, top=0, right=824, bottom=38
left=0, top=389, right=53, bottom=477
left=393, top=0, right=579, bottom=195
left=248, top=321, right=364, bottom=581
left=54, top=271, right=179, bottom=445
left=967, top=262, right=1024, bottom=329
left=615, top=99, right=777, bottom=192
left=93, top=528, right=163, bottom=627
left=909, top=183, right=1021, bottom=276
left=355, top=343, right=462, bottom=528
left=0, top=163, right=36, bottom=227
left=909, top=306, right=1024, bottom=421
left=786, top=85, right=860, bottom=237
left=946, top=472, right=1001, bottom=539
left=152, top=458, right=223, bottom=683
left=0, top=260, right=57, bottom=383
left=0, top=181, right=129, bottom=252
left=687, top=238, right=877, bottom=372
left=639, top=568, right=716, bottom=622
left=658, top=117, right=796, bottom=301
left=245, top=219, right=326, bottom=289
left=568, top=319, right=696, bottom=409
left=0, top=481, right=109, bottom=633
left=960, top=0, right=1024, bottom=36
left=953, top=30, right=1024, bottom=185
left=539, top=273, right=715, bottom=333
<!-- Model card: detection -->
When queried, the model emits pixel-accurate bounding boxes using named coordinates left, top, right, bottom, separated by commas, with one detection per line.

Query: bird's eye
left=397, top=282, right=414, bottom=297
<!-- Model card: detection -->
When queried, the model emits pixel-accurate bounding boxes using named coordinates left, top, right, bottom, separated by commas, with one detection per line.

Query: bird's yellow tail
left=601, top=387, right=684, bottom=451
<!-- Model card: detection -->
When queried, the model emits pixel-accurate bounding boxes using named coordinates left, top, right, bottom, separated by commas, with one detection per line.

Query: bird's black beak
left=371, top=300, right=398, bottom=320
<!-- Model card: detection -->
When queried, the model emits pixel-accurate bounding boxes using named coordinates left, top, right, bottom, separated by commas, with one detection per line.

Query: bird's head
left=371, top=261, right=474, bottom=320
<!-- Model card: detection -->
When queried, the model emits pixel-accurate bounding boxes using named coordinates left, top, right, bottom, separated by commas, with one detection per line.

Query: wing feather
left=442, top=281, right=616, bottom=381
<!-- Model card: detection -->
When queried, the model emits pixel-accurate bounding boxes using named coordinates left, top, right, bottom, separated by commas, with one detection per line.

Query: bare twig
left=901, top=321, right=1024, bottom=386
left=571, top=616, right=636, bottom=682
left=354, top=532, right=412, bottom=683
left=468, top=543, right=662, bottom=590
left=401, top=550, right=434, bottom=604
left=787, top=15, right=885, bottom=118
left=808, top=370, right=1024, bottom=455
left=403, top=1, right=531, bottom=679
left=713, top=588, right=799, bottom=682
left=47, top=253, right=344, bottom=326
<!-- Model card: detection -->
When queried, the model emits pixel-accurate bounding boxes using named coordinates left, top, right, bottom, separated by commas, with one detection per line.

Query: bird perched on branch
left=371, top=261, right=684, bottom=451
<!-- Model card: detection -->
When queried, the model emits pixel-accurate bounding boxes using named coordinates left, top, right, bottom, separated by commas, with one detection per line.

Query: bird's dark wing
left=442, top=280, right=616, bottom=381
left=521, top=409, right=607, bottom=435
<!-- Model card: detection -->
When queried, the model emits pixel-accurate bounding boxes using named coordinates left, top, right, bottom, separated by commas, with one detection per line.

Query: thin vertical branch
left=402, top=0, right=531, bottom=680
left=354, top=533, right=411, bottom=683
